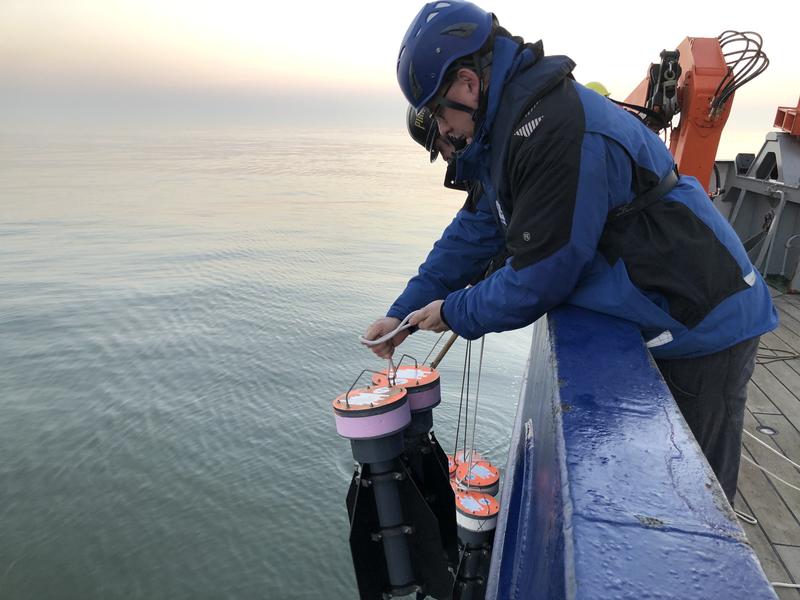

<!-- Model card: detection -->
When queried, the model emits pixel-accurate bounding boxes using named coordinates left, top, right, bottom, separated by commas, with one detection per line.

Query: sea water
left=0, top=127, right=531, bottom=599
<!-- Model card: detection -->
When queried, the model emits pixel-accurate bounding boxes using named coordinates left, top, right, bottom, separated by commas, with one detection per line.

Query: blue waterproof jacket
left=388, top=36, right=777, bottom=359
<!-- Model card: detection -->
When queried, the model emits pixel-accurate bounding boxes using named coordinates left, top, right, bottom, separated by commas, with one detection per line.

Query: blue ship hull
left=486, top=306, right=777, bottom=599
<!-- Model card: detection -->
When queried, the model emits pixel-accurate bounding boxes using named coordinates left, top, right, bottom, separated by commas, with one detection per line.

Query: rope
left=756, top=346, right=800, bottom=365
left=467, top=337, right=486, bottom=491
left=736, top=429, right=800, bottom=589
left=743, top=429, right=800, bottom=471
left=452, top=340, right=470, bottom=462
left=736, top=431, right=800, bottom=591
left=741, top=454, right=800, bottom=493
left=462, top=341, right=471, bottom=465
left=423, top=331, right=448, bottom=365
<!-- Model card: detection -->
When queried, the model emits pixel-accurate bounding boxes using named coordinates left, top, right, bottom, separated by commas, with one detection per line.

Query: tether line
left=467, top=337, right=486, bottom=487
left=423, top=331, right=448, bottom=365
left=462, top=341, right=472, bottom=467
left=453, top=339, right=470, bottom=462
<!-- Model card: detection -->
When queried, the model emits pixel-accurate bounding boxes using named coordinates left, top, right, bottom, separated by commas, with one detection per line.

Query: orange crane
left=623, top=31, right=768, bottom=192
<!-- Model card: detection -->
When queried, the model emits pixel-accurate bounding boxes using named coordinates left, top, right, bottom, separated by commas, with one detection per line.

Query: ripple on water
left=0, top=129, right=531, bottom=599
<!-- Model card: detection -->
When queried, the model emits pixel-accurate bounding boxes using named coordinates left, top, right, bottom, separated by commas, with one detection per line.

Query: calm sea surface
left=0, top=128, right=531, bottom=599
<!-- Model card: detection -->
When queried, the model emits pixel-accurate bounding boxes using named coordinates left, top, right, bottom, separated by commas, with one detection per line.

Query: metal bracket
left=382, top=583, right=422, bottom=599
left=371, top=524, right=414, bottom=541
left=358, top=470, right=406, bottom=487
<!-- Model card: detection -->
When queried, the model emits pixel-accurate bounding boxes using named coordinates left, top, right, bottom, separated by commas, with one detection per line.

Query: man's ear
left=456, top=68, right=481, bottom=98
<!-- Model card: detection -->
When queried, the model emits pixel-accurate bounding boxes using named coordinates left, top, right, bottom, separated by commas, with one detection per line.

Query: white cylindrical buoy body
left=455, top=489, right=500, bottom=535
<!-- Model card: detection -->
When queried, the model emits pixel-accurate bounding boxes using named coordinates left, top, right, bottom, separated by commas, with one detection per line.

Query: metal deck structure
left=737, top=289, right=800, bottom=599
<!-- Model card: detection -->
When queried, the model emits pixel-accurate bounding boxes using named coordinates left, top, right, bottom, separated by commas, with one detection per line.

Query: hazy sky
left=1, top=0, right=796, bottom=156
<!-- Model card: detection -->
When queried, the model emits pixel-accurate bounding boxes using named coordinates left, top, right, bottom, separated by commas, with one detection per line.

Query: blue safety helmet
left=397, top=1, right=494, bottom=110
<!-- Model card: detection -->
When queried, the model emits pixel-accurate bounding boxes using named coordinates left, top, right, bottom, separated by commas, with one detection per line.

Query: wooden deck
left=736, top=289, right=800, bottom=599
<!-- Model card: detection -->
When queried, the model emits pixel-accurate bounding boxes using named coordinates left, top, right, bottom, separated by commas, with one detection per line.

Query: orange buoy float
left=372, top=364, right=441, bottom=413
left=455, top=489, right=500, bottom=536
left=455, top=459, right=500, bottom=496
left=454, top=448, right=483, bottom=465
left=332, top=384, right=410, bottom=446
left=449, top=450, right=485, bottom=487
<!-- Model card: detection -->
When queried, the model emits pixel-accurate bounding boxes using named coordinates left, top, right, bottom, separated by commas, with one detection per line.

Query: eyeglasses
left=426, top=81, right=455, bottom=122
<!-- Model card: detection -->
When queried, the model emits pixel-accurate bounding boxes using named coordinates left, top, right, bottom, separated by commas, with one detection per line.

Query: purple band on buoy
left=334, top=404, right=411, bottom=440
left=407, top=385, right=441, bottom=412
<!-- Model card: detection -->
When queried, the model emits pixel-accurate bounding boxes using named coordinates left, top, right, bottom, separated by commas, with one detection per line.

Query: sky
left=1, top=0, right=797, bottom=157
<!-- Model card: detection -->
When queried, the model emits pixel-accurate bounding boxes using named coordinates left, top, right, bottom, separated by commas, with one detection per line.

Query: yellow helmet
left=585, top=81, right=611, bottom=97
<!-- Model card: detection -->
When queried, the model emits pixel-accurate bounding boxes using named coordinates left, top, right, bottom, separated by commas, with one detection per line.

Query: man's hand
left=409, top=300, right=450, bottom=333
left=363, top=317, right=410, bottom=359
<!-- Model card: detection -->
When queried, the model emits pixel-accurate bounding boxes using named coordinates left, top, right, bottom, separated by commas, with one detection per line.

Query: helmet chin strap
left=440, top=93, right=487, bottom=132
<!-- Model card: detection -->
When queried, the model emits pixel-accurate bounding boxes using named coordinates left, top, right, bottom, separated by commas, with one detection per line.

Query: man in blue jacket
left=364, top=1, right=777, bottom=503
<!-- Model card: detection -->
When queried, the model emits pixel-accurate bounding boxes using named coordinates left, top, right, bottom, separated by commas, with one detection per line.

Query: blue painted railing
left=486, top=306, right=777, bottom=600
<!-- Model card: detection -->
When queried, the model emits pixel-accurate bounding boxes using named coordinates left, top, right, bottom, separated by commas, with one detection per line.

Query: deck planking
left=738, top=291, right=800, bottom=597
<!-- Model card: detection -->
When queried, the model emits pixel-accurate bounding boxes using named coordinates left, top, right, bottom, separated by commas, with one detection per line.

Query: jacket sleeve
left=441, top=133, right=610, bottom=339
left=387, top=192, right=505, bottom=320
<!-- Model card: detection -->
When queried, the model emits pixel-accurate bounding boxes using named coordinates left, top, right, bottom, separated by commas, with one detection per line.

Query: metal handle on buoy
left=393, top=354, right=420, bottom=382
left=345, top=369, right=388, bottom=408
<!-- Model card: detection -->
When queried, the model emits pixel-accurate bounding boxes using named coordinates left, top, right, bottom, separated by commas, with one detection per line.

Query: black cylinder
left=457, top=540, right=492, bottom=579
left=454, top=576, right=486, bottom=600
left=350, top=430, right=405, bottom=464
left=455, top=528, right=495, bottom=599
left=402, top=411, right=434, bottom=485
left=371, top=459, right=416, bottom=590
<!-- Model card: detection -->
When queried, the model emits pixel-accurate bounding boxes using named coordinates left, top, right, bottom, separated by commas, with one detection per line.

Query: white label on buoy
left=392, top=368, right=429, bottom=384
left=467, top=464, right=494, bottom=479
left=346, top=387, right=392, bottom=406
left=460, top=494, right=491, bottom=513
